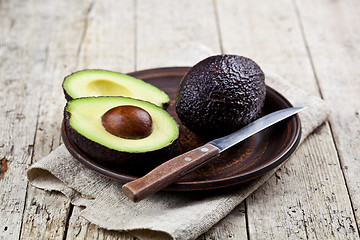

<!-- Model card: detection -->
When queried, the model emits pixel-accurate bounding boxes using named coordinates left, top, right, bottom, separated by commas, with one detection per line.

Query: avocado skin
left=64, top=107, right=179, bottom=175
left=175, top=54, right=266, bottom=138
left=63, top=88, right=73, bottom=102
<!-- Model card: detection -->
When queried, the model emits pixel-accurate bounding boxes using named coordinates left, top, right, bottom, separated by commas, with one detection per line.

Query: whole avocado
left=175, top=54, right=266, bottom=137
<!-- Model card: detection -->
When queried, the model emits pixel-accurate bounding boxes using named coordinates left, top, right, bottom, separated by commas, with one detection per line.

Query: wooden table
left=1, top=0, right=359, bottom=239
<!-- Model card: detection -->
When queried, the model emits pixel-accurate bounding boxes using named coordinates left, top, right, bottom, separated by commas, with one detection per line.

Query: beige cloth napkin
left=27, top=71, right=330, bottom=240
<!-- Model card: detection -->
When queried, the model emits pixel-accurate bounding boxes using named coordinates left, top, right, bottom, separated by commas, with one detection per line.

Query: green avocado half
left=63, top=69, right=170, bottom=109
left=64, top=96, right=179, bottom=174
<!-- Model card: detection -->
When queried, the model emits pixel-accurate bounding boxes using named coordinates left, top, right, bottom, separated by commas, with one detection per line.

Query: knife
left=122, top=107, right=305, bottom=202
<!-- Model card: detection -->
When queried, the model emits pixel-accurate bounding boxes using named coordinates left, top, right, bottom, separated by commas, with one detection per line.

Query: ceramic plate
left=62, top=67, right=301, bottom=191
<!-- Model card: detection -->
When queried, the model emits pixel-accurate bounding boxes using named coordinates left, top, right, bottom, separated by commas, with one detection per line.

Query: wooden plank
left=216, top=0, right=358, bottom=238
left=136, top=0, right=220, bottom=70
left=64, top=0, right=136, bottom=239
left=295, top=0, right=360, bottom=231
left=215, top=0, right=317, bottom=93
left=200, top=202, right=247, bottom=240
left=20, top=191, right=70, bottom=240
left=66, top=207, right=134, bottom=240
left=248, top=124, right=358, bottom=239
left=75, top=0, right=136, bottom=72
left=16, top=0, right=95, bottom=239
left=0, top=0, right=67, bottom=238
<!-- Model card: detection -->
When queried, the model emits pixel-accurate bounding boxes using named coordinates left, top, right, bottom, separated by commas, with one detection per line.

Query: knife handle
left=122, top=143, right=220, bottom=202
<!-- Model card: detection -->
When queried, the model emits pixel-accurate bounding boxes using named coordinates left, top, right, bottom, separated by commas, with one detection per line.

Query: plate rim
left=62, top=66, right=302, bottom=191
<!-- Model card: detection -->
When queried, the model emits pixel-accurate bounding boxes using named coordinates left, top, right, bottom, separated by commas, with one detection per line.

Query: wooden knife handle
left=122, top=143, right=220, bottom=202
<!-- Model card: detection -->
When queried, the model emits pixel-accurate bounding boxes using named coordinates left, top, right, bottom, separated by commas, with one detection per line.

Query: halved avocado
left=64, top=96, right=179, bottom=174
left=63, top=69, right=170, bottom=109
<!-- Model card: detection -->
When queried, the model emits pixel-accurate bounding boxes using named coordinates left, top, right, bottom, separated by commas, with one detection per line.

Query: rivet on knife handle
left=122, top=143, right=220, bottom=202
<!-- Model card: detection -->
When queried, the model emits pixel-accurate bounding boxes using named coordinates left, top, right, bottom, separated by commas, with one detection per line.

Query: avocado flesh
left=63, top=70, right=170, bottom=108
left=175, top=54, right=266, bottom=138
left=65, top=97, right=179, bottom=173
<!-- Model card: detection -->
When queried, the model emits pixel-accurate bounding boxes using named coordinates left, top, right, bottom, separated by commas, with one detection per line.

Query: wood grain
left=136, top=0, right=221, bottom=70
left=201, top=202, right=248, bottom=240
left=17, top=1, right=94, bottom=239
left=296, top=0, right=360, bottom=230
left=248, top=125, right=358, bottom=239
left=216, top=0, right=319, bottom=94
left=65, top=206, right=134, bottom=240
left=0, top=0, right=79, bottom=238
left=75, top=0, right=135, bottom=72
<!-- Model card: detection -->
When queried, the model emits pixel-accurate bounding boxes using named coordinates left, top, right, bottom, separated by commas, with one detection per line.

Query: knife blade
left=122, top=107, right=305, bottom=202
left=209, top=107, right=305, bottom=152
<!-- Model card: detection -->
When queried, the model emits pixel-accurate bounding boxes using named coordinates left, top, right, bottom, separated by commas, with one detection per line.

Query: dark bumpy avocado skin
left=175, top=54, right=266, bottom=137
left=64, top=109, right=179, bottom=176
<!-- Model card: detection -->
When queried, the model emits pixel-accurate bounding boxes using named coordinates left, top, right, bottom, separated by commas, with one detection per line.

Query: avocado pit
left=102, top=105, right=153, bottom=139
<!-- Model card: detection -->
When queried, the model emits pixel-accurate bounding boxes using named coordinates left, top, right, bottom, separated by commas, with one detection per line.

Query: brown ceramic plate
left=61, top=67, right=301, bottom=191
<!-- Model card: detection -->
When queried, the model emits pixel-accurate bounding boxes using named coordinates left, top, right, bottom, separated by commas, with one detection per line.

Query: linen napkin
left=27, top=71, right=330, bottom=240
